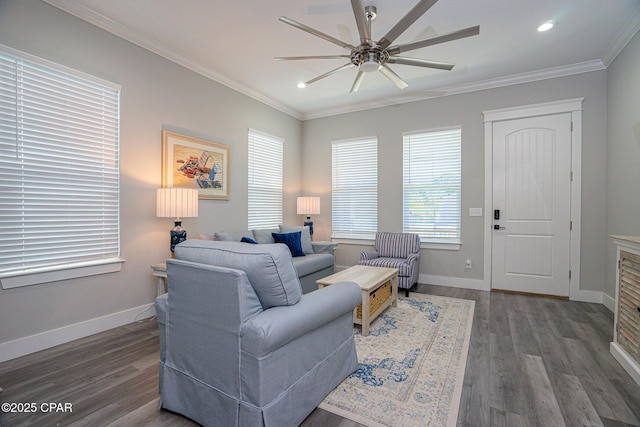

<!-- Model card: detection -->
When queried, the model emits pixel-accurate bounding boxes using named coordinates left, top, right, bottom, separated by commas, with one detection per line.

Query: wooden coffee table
left=317, top=265, right=398, bottom=336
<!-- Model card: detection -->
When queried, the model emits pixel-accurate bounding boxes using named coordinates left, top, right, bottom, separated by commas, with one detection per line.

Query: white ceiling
left=44, top=0, right=640, bottom=120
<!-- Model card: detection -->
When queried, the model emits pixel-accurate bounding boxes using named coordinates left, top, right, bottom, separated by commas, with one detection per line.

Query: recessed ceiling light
left=537, top=20, right=555, bottom=32
left=296, top=82, right=307, bottom=89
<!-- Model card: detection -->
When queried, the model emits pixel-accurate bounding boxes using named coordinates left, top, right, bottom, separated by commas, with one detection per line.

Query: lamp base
left=303, top=217, right=314, bottom=239
left=170, top=220, right=187, bottom=255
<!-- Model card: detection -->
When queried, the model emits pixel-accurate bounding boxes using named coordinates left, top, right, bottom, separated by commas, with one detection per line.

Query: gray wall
left=1, top=0, right=633, bottom=353
left=0, top=0, right=302, bottom=346
left=302, top=71, right=608, bottom=293
left=606, top=30, right=640, bottom=297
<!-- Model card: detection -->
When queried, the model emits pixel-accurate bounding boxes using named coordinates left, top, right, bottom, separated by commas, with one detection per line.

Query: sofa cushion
left=272, top=232, right=305, bottom=257
left=252, top=228, right=279, bottom=244
left=175, top=240, right=302, bottom=309
left=360, top=257, right=412, bottom=277
left=279, top=225, right=314, bottom=254
left=215, top=230, right=253, bottom=242
left=292, top=253, right=334, bottom=278
left=241, top=236, right=258, bottom=244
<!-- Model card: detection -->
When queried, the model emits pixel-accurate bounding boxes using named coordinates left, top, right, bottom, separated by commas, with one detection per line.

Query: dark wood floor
left=1, top=284, right=639, bottom=426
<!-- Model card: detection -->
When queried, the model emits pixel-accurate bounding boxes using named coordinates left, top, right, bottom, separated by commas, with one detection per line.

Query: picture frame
left=162, top=130, right=230, bottom=200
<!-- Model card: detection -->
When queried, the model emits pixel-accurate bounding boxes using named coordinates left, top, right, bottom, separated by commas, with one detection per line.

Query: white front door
left=491, top=113, right=572, bottom=296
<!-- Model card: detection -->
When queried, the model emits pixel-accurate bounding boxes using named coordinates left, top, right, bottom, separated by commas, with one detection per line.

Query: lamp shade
left=297, top=196, right=320, bottom=215
left=156, top=188, right=199, bottom=218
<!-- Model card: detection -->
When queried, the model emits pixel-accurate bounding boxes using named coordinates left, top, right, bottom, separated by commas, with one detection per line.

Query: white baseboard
left=611, top=342, right=640, bottom=386
left=420, top=274, right=490, bottom=292
left=0, top=303, right=156, bottom=363
left=601, top=292, right=615, bottom=313
left=336, top=266, right=489, bottom=292
left=335, top=266, right=611, bottom=308
left=569, top=288, right=606, bottom=305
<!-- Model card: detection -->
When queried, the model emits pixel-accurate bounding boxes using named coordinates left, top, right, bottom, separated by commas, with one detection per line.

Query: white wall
left=302, top=71, right=608, bottom=294
left=0, top=0, right=301, bottom=359
left=606, top=30, right=640, bottom=298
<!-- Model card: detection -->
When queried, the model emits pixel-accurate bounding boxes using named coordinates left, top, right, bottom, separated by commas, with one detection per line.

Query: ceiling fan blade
left=379, top=65, right=409, bottom=89
left=350, top=0, right=372, bottom=46
left=387, top=25, right=480, bottom=55
left=274, top=55, right=351, bottom=60
left=377, top=0, right=439, bottom=50
left=279, top=16, right=357, bottom=50
left=387, top=57, right=454, bottom=70
left=305, top=63, right=355, bottom=85
left=350, top=70, right=365, bottom=93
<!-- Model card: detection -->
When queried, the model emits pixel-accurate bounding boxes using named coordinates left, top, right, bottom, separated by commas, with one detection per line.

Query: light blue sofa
left=155, top=240, right=361, bottom=427
left=204, top=225, right=337, bottom=294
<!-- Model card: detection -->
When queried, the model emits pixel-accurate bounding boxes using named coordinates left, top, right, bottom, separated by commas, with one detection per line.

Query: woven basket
left=356, top=281, right=391, bottom=319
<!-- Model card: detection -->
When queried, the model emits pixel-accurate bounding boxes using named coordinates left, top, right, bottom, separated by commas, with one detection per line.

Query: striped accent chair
left=360, top=232, right=421, bottom=297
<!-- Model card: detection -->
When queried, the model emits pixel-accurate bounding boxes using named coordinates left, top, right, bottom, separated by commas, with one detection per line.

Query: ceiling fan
left=274, top=0, right=479, bottom=93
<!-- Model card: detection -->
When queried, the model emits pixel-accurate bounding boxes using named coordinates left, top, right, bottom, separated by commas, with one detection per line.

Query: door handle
left=493, top=225, right=505, bottom=230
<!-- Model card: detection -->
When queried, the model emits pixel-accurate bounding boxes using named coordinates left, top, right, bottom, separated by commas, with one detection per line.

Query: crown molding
left=301, top=60, right=606, bottom=120
left=602, top=7, right=640, bottom=66
left=42, top=0, right=633, bottom=122
left=42, top=0, right=304, bottom=120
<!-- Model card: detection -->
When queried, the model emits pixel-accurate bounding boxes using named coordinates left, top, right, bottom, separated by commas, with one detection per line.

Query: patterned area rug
left=319, top=293, right=475, bottom=427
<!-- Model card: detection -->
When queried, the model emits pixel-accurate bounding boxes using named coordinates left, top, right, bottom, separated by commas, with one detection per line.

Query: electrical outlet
left=469, top=208, right=483, bottom=217
left=465, top=258, right=472, bottom=269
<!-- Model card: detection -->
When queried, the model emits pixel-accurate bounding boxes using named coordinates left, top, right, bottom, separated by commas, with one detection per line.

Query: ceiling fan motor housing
left=352, top=47, right=388, bottom=72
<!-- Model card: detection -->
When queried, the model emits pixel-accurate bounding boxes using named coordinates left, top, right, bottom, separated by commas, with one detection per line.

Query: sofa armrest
left=241, top=282, right=360, bottom=356
left=311, top=241, right=338, bottom=255
left=360, top=250, right=379, bottom=261
left=407, top=252, right=420, bottom=264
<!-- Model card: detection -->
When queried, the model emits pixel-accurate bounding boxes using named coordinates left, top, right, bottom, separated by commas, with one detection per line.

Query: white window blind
left=0, top=48, right=121, bottom=283
left=403, top=127, right=461, bottom=243
left=248, top=129, right=283, bottom=229
left=332, top=137, right=377, bottom=239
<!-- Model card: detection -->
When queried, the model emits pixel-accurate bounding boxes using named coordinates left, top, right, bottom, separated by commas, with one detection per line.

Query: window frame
left=331, top=136, right=378, bottom=241
left=0, top=45, right=123, bottom=288
left=402, top=126, right=462, bottom=250
left=247, top=128, right=284, bottom=230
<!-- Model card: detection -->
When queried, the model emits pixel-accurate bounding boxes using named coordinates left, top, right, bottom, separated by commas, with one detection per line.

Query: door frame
left=483, top=98, right=583, bottom=300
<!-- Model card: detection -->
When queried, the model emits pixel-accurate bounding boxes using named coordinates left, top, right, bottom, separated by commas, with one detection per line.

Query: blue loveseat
left=155, top=240, right=361, bottom=426
left=198, top=225, right=337, bottom=294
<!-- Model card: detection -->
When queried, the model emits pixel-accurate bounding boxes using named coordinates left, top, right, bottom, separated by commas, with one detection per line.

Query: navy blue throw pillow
left=272, top=231, right=305, bottom=257
left=241, top=236, right=258, bottom=244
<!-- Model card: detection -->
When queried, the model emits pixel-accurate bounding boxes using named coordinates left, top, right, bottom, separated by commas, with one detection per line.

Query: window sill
left=331, top=237, right=375, bottom=246
left=0, top=258, right=125, bottom=289
left=420, top=242, right=461, bottom=251
left=331, top=237, right=461, bottom=251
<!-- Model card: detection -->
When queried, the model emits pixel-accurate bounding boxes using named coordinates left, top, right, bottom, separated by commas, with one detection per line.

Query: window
left=403, top=127, right=461, bottom=245
left=0, top=46, right=122, bottom=288
left=332, top=137, right=378, bottom=240
left=248, top=129, right=283, bottom=229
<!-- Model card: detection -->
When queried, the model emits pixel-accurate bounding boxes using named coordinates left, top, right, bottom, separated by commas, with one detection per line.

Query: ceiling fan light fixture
left=537, top=20, right=555, bottom=32
left=360, top=60, right=381, bottom=73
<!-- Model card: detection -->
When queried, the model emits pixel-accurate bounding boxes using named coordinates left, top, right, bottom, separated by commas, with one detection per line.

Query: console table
left=610, top=235, right=640, bottom=386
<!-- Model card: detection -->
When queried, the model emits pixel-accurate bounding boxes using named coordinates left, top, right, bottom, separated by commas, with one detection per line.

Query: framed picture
left=162, top=130, right=230, bottom=200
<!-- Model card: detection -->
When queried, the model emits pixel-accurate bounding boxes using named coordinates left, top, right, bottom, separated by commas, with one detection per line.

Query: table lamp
left=297, top=196, right=320, bottom=238
left=156, top=187, right=199, bottom=254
